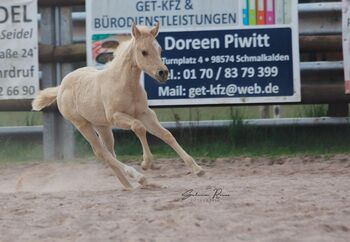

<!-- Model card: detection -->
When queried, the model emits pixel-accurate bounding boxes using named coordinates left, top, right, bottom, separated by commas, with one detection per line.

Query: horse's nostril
left=159, top=70, right=168, bottom=76
left=158, top=69, right=168, bottom=80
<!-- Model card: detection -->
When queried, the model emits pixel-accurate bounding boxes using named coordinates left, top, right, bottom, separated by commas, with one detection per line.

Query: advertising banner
left=343, top=0, right=350, bottom=94
left=86, top=0, right=300, bottom=106
left=0, top=0, right=39, bottom=100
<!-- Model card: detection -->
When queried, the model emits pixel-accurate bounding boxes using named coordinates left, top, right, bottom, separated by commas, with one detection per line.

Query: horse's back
left=59, top=67, right=100, bottom=95
left=61, top=67, right=98, bottom=85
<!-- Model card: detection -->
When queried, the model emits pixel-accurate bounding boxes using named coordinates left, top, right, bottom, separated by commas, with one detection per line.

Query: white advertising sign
left=86, top=0, right=300, bottom=106
left=0, top=0, right=39, bottom=100
left=343, top=0, right=350, bottom=94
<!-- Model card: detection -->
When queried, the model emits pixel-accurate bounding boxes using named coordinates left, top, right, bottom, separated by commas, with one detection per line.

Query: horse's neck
left=104, top=41, right=142, bottom=90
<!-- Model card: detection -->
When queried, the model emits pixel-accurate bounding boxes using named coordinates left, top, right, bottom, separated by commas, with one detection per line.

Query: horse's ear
left=131, top=23, right=141, bottom=39
left=150, top=22, right=160, bottom=37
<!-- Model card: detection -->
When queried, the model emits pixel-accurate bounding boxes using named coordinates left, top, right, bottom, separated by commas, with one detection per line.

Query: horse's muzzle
left=157, top=69, right=169, bottom=83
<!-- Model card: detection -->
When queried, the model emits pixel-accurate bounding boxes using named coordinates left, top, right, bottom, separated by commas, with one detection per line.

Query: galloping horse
left=32, top=23, right=204, bottom=189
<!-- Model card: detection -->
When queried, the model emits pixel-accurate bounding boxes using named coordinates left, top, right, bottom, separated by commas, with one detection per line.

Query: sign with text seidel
left=0, top=0, right=39, bottom=100
left=86, top=0, right=300, bottom=106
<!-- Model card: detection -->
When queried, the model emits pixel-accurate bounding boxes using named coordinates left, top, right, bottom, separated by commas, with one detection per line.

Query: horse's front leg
left=139, top=109, right=204, bottom=176
left=110, top=112, right=155, bottom=170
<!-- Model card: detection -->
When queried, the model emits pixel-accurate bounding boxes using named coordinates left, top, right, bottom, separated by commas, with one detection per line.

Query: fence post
left=40, top=6, right=75, bottom=161
left=260, top=106, right=270, bottom=119
left=40, top=7, right=57, bottom=160
left=56, top=7, right=75, bottom=159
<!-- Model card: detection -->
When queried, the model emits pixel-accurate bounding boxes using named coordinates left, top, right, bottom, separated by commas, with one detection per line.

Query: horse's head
left=131, top=23, right=169, bottom=83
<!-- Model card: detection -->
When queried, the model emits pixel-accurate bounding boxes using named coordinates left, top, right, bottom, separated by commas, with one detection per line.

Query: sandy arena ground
left=0, top=155, right=349, bottom=242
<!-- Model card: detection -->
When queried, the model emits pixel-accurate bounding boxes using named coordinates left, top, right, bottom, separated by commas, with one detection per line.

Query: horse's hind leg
left=58, top=89, right=136, bottom=189
left=73, top=121, right=133, bottom=189
left=94, top=126, right=116, bottom=157
left=94, top=126, right=146, bottom=183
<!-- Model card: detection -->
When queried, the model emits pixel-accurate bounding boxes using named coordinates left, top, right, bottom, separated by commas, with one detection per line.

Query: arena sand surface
left=0, top=155, right=349, bottom=242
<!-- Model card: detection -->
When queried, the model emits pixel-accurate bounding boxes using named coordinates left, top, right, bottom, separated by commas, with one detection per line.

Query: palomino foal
left=32, top=23, right=204, bottom=189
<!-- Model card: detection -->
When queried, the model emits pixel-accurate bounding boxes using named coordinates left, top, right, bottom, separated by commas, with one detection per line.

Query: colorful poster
left=86, top=0, right=300, bottom=106
left=0, top=0, right=39, bottom=100
left=343, top=0, right=350, bottom=93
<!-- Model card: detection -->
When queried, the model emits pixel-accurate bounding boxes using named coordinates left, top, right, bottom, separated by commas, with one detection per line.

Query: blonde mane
left=103, top=39, right=133, bottom=69
left=106, top=26, right=154, bottom=69
left=113, top=39, right=132, bottom=59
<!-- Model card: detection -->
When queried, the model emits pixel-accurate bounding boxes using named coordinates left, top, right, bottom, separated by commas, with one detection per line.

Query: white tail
left=32, top=86, right=60, bottom=111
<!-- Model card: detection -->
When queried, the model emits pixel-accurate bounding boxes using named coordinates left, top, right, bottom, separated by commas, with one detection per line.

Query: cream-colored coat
left=32, top=24, right=204, bottom=189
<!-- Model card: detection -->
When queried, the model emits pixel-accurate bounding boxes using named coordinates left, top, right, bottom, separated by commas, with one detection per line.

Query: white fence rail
left=1, top=117, right=349, bottom=137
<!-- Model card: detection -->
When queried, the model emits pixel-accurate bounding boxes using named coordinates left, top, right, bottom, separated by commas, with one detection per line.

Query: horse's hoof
left=150, top=163, right=161, bottom=170
left=138, top=176, right=148, bottom=185
left=122, top=185, right=134, bottom=191
left=141, top=161, right=160, bottom=170
left=140, top=182, right=164, bottom=190
left=194, top=167, right=205, bottom=177
left=141, top=161, right=151, bottom=170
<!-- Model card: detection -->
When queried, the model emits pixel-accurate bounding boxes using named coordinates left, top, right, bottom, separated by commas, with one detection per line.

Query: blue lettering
left=135, top=1, right=157, bottom=12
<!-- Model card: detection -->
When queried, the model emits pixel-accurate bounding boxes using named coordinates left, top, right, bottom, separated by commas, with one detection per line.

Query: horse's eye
left=142, top=50, right=148, bottom=57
